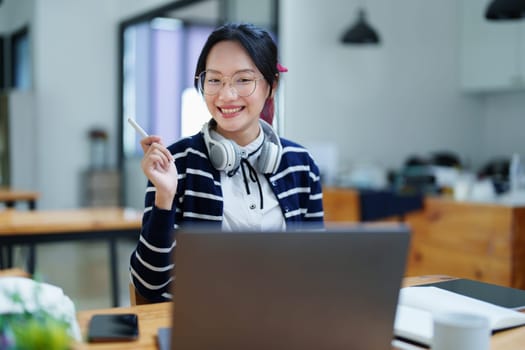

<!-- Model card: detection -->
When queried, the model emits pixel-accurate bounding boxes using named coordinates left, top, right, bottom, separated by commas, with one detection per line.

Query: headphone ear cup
left=202, top=122, right=242, bottom=173
left=209, top=139, right=241, bottom=173
left=208, top=141, right=228, bottom=171
left=256, top=141, right=280, bottom=174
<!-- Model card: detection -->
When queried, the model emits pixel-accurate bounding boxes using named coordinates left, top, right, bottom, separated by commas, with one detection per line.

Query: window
left=121, top=19, right=213, bottom=158
left=10, top=26, right=31, bottom=90
left=0, top=36, right=5, bottom=90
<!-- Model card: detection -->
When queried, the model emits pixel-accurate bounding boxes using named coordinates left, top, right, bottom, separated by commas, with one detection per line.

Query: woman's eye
left=236, top=77, right=253, bottom=84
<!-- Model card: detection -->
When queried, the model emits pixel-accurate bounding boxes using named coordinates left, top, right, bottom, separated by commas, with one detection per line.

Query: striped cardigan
left=129, top=131, right=324, bottom=302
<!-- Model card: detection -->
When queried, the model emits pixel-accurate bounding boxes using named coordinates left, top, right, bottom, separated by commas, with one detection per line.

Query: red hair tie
left=277, top=63, right=288, bottom=73
left=261, top=64, right=287, bottom=125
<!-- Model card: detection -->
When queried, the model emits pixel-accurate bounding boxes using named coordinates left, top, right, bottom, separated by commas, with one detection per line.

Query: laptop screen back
left=170, top=225, right=410, bottom=350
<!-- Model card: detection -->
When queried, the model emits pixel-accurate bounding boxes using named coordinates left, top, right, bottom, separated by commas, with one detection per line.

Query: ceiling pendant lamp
left=485, top=0, right=525, bottom=20
left=341, top=8, right=381, bottom=45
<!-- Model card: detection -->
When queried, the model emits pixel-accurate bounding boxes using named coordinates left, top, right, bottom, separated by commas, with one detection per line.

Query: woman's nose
left=217, top=82, right=237, bottom=100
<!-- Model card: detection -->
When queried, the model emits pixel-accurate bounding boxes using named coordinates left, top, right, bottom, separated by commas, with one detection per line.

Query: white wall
left=2, top=0, right=525, bottom=209
left=226, top=0, right=273, bottom=26
left=0, top=0, right=34, bottom=32
left=108, top=0, right=177, bottom=21
left=8, top=92, right=36, bottom=191
left=482, top=91, right=525, bottom=160
left=280, top=0, right=485, bottom=173
left=31, top=0, right=115, bottom=208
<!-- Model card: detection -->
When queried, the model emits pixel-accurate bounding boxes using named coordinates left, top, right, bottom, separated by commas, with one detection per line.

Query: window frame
left=9, top=25, right=31, bottom=90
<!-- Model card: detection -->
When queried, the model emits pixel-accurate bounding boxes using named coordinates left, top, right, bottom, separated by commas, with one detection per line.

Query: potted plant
left=0, top=277, right=80, bottom=349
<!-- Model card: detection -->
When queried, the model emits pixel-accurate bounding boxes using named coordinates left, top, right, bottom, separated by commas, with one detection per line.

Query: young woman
left=130, top=23, right=324, bottom=302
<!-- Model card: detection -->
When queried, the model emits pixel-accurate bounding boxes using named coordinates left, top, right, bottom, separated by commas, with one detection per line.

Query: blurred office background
left=1, top=0, right=524, bottom=309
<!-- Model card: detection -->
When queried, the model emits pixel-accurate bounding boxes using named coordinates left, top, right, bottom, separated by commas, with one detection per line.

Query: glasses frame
left=195, top=70, right=264, bottom=97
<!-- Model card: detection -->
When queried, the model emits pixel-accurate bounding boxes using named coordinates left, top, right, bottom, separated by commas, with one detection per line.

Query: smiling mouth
left=219, top=106, right=244, bottom=114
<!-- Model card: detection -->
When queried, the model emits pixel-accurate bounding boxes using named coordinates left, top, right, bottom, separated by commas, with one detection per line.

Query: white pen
left=127, top=117, right=149, bottom=138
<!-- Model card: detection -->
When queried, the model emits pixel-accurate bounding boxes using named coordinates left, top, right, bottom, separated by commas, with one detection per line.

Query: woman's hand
left=140, top=136, right=178, bottom=210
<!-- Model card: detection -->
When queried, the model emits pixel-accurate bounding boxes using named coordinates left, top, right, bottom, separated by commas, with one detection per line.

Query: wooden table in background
left=74, top=275, right=525, bottom=350
left=0, top=187, right=41, bottom=268
left=0, top=267, right=30, bottom=278
left=0, top=207, right=142, bottom=306
left=0, top=187, right=40, bottom=209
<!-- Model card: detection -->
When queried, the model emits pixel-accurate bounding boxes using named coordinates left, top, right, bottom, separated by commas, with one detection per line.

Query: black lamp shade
left=341, top=9, right=380, bottom=44
left=485, top=0, right=525, bottom=20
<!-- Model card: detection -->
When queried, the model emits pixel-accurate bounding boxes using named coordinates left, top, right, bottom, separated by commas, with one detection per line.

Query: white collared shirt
left=211, top=129, right=286, bottom=231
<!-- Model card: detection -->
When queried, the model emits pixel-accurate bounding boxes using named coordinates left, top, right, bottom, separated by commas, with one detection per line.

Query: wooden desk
left=0, top=207, right=142, bottom=306
left=75, top=302, right=171, bottom=350
left=74, top=275, right=525, bottom=350
left=0, top=187, right=40, bottom=209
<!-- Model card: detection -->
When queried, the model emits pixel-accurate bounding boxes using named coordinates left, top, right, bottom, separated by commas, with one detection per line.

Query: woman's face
left=203, top=40, right=272, bottom=146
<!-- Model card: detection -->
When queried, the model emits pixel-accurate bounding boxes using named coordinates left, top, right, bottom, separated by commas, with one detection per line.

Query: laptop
left=160, top=225, right=410, bottom=350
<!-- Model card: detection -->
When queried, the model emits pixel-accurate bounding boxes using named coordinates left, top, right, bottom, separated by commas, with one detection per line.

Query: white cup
left=432, top=311, right=490, bottom=350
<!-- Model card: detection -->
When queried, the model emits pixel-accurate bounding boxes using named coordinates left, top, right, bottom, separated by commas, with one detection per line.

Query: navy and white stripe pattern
left=130, top=131, right=324, bottom=302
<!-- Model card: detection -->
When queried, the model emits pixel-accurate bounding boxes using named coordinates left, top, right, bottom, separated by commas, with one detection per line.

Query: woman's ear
left=269, top=78, right=279, bottom=98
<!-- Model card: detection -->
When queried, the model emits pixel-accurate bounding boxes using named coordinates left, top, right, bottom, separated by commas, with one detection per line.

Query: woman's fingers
left=147, top=144, right=173, bottom=166
left=143, top=137, right=173, bottom=162
left=142, top=143, right=174, bottom=173
left=140, top=135, right=162, bottom=153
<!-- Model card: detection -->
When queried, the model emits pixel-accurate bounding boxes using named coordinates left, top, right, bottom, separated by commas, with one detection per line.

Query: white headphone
left=202, top=119, right=283, bottom=174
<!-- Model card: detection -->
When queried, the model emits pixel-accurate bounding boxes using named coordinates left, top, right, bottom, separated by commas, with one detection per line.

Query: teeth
left=221, top=107, right=242, bottom=114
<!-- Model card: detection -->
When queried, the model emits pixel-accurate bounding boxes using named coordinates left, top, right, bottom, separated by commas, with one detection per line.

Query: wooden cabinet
left=323, top=188, right=525, bottom=290
left=460, top=0, right=525, bottom=92
left=322, top=187, right=423, bottom=223
left=322, top=187, right=360, bottom=223
left=83, top=169, right=121, bottom=207
left=404, top=197, right=525, bottom=290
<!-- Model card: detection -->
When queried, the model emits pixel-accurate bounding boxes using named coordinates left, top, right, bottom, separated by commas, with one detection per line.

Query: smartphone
left=87, top=313, right=139, bottom=342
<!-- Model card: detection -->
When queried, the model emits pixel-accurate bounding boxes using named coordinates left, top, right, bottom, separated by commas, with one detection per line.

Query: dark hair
left=194, top=23, right=279, bottom=96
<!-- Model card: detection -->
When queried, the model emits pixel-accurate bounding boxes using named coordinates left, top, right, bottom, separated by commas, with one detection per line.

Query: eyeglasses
left=196, top=70, right=263, bottom=97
